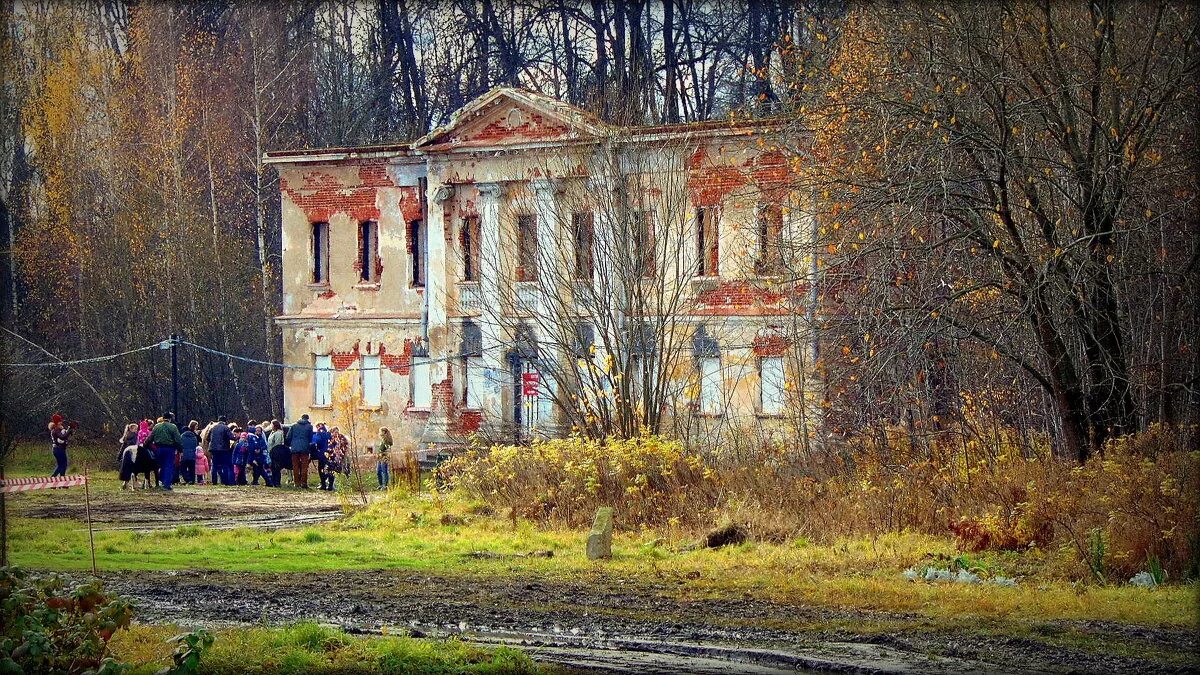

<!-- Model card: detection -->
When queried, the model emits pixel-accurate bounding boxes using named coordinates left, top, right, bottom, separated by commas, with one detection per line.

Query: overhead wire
left=0, top=340, right=169, bottom=368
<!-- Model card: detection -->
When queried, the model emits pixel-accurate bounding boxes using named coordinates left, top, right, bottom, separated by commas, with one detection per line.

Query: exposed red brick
left=453, top=410, right=482, bottom=434
left=398, top=187, right=422, bottom=223
left=281, top=160, right=404, bottom=223
left=330, top=342, right=361, bottom=371
left=431, top=376, right=454, bottom=413
left=686, top=147, right=795, bottom=206
left=317, top=289, right=336, bottom=300
left=379, top=340, right=414, bottom=375
left=692, top=280, right=789, bottom=316
left=462, top=111, right=569, bottom=144
left=752, top=334, right=789, bottom=356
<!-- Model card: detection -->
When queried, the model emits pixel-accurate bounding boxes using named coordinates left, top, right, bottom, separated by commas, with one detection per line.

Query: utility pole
left=170, top=333, right=179, bottom=420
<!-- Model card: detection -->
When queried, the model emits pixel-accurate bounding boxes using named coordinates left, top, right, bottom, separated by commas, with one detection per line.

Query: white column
left=424, top=184, right=454, bottom=443
left=530, top=178, right=565, bottom=437
left=530, top=178, right=563, bottom=318
left=477, top=182, right=506, bottom=426
left=587, top=174, right=625, bottom=351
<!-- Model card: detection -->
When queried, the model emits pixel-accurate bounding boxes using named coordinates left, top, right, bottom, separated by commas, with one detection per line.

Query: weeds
left=445, top=424, right=1199, bottom=581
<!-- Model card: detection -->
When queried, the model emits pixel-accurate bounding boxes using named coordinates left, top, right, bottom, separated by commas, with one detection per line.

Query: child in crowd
left=232, top=432, right=250, bottom=485
left=320, top=433, right=342, bottom=491
left=248, top=425, right=270, bottom=485
left=194, top=447, right=210, bottom=485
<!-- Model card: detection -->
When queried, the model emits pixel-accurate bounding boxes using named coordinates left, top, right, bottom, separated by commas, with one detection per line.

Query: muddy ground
left=10, top=481, right=347, bottom=531
left=16, top=483, right=1197, bottom=673
left=92, top=569, right=1196, bottom=674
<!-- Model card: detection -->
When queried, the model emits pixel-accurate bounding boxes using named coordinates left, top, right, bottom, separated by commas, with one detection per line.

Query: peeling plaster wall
left=272, top=92, right=821, bottom=449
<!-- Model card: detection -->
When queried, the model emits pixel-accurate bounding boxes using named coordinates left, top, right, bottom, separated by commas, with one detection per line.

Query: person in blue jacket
left=286, top=414, right=314, bottom=488
left=248, top=425, right=270, bottom=486
left=232, top=432, right=250, bottom=485
left=179, top=421, right=201, bottom=485
left=311, top=423, right=331, bottom=488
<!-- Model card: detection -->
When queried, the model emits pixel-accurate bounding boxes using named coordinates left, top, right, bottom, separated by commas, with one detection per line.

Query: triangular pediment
left=415, top=87, right=608, bottom=149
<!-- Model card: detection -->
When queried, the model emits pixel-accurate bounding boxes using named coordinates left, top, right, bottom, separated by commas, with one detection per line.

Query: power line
left=0, top=340, right=168, bottom=368
left=3, top=334, right=793, bottom=371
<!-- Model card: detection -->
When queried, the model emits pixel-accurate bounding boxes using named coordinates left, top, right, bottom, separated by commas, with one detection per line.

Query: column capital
left=476, top=181, right=505, bottom=201
left=530, top=177, right=563, bottom=197
left=432, top=184, right=455, bottom=203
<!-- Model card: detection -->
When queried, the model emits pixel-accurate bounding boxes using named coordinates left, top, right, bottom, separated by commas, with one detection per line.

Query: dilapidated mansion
left=266, top=88, right=819, bottom=448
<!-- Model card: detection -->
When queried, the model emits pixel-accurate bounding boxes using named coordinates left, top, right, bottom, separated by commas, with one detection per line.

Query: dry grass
left=444, top=424, right=1200, bottom=582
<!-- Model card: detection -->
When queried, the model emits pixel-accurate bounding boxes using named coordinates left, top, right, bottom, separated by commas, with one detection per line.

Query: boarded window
left=411, top=357, right=431, bottom=408
left=465, top=356, right=486, bottom=408
left=760, top=356, right=785, bottom=415
left=698, top=357, right=722, bottom=415
left=632, top=211, right=654, bottom=278
left=756, top=203, right=784, bottom=275
left=361, top=354, right=382, bottom=407
left=517, top=214, right=538, bottom=281
left=409, top=220, right=426, bottom=287
left=573, top=212, right=594, bottom=280
left=696, top=207, right=719, bottom=277
left=313, top=355, right=332, bottom=406
left=359, top=221, right=379, bottom=283
left=462, top=217, right=480, bottom=281
left=312, top=222, right=329, bottom=284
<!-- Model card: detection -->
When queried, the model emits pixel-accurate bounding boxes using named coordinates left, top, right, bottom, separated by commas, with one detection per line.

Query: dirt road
left=11, top=481, right=348, bottom=531
left=94, top=569, right=1195, bottom=674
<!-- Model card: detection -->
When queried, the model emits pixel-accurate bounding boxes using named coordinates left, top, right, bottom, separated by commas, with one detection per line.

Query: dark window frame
left=358, top=220, right=379, bottom=283
left=312, top=221, right=330, bottom=284
left=409, top=219, right=426, bottom=287
left=517, top=214, right=538, bottom=282
left=461, top=216, right=481, bottom=282
left=632, top=210, right=655, bottom=279
left=756, top=203, right=785, bottom=276
left=696, top=207, right=719, bottom=277
left=573, top=212, right=595, bottom=281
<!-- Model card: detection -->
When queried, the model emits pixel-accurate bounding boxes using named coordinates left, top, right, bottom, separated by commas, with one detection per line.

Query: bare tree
left=784, top=1, right=1199, bottom=461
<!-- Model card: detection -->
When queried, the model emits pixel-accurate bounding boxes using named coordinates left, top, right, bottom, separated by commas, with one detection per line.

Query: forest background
left=0, top=0, right=1195, bottom=468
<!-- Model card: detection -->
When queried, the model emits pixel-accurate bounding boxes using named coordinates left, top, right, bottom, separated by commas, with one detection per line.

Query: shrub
left=444, top=424, right=1199, bottom=581
left=0, top=567, right=133, bottom=674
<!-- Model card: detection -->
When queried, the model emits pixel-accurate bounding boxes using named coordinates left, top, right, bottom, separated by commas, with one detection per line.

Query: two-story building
left=265, top=88, right=819, bottom=449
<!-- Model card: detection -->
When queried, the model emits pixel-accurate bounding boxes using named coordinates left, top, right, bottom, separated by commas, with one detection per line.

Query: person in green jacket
left=149, top=413, right=183, bottom=490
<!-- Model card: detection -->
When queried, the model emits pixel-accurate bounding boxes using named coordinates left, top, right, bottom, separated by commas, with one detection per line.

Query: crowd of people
left=47, top=411, right=401, bottom=492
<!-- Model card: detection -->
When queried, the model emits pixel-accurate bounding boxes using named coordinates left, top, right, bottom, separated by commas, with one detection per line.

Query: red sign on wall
left=522, top=371, right=540, bottom=397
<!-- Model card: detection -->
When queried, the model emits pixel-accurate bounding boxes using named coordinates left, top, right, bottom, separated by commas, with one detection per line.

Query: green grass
left=2, top=440, right=116, bottom=478
left=109, top=622, right=547, bottom=674
left=9, top=494, right=1196, bottom=629
left=6, top=442, right=1196, bottom=631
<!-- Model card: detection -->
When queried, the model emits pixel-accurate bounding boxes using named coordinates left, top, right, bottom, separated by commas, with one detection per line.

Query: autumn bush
left=444, top=424, right=1199, bottom=581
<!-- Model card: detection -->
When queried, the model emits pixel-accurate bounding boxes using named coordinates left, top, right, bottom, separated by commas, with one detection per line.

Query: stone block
left=586, top=506, right=613, bottom=560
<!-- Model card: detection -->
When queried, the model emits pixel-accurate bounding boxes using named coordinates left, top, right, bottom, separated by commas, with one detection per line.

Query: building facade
left=266, top=88, right=818, bottom=450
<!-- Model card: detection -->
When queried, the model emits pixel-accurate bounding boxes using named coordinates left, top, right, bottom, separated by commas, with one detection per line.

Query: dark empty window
left=409, top=219, right=425, bottom=287
left=517, top=214, right=538, bottom=282
left=573, top=212, right=594, bottom=280
left=696, top=207, right=719, bottom=277
left=312, top=222, right=329, bottom=284
left=462, top=216, right=480, bottom=281
left=632, top=211, right=654, bottom=278
left=756, top=203, right=784, bottom=275
left=358, top=221, right=379, bottom=283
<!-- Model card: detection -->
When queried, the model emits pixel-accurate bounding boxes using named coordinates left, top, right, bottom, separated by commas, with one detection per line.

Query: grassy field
left=114, top=622, right=546, bottom=674
left=5, top=442, right=1196, bottom=631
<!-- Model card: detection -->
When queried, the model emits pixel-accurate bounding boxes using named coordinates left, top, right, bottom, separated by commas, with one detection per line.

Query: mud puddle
left=89, top=570, right=1194, bottom=674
